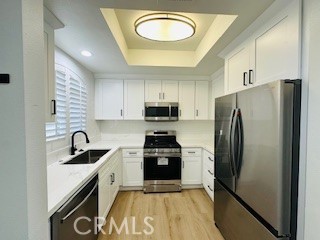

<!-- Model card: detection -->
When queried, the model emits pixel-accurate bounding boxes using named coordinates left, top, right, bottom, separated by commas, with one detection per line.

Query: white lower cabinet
left=202, top=150, right=214, bottom=201
left=98, top=150, right=122, bottom=227
left=181, top=148, right=202, bottom=185
left=122, top=149, right=143, bottom=187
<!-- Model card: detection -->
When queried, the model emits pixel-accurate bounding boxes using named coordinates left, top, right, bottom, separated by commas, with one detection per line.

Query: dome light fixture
left=134, top=13, right=196, bottom=42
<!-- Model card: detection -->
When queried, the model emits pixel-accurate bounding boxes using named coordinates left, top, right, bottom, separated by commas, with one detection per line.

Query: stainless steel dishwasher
left=51, top=175, right=99, bottom=240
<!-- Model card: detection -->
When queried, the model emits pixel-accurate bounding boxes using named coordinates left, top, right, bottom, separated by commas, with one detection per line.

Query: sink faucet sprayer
left=71, top=131, right=90, bottom=155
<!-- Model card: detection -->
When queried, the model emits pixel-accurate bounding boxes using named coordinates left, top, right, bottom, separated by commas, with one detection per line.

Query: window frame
left=45, top=64, right=88, bottom=141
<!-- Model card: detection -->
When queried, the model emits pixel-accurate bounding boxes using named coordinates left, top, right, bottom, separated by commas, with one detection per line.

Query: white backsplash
left=99, top=120, right=214, bottom=143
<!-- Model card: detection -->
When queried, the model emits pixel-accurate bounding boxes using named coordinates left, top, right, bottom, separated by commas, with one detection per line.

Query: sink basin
left=63, top=149, right=110, bottom=164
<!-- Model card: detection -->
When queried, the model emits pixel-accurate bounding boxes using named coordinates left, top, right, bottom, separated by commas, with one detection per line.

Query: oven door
left=144, top=156, right=181, bottom=181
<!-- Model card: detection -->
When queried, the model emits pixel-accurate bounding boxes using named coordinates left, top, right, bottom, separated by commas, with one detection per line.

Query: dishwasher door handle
left=60, top=180, right=99, bottom=223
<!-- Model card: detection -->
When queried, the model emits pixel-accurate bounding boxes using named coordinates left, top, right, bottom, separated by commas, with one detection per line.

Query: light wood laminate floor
left=98, top=189, right=224, bottom=240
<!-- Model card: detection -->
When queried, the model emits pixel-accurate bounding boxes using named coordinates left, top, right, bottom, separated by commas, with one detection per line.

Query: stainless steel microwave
left=144, top=102, right=179, bottom=122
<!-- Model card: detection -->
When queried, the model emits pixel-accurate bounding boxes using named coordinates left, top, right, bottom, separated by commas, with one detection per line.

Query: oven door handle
left=144, top=153, right=182, bottom=158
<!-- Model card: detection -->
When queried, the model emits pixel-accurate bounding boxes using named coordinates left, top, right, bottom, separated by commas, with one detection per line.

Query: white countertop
left=47, top=139, right=213, bottom=217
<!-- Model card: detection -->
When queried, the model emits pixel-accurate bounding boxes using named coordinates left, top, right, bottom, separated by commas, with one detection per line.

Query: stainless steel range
left=143, top=130, right=182, bottom=193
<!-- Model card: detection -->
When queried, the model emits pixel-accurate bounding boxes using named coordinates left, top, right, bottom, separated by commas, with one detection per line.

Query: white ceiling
left=44, top=0, right=275, bottom=76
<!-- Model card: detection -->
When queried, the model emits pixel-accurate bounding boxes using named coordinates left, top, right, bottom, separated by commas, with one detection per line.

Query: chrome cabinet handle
left=243, top=72, right=248, bottom=86
left=179, top=110, right=182, bottom=117
left=182, top=161, right=185, bottom=168
left=128, top=152, right=137, bottom=155
left=110, top=174, right=113, bottom=185
left=120, top=109, right=123, bottom=116
left=142, top=109, right=144, bottom=116
left=141, top=162, right=143, bottom=169
left=196, top=110, right=199, bottom=117
left=159, top=93, right=161, bottom=100
left=208, top=185, right=213, bottom=192
left=188, top=151, right=196, bottom=154
left=163, top=92, right=165, bottom=99
left=249, top=70, right=254, bottom=84
left=208, top=170, right=214, bottom=175
left=208, top=157, right=214, bottom=162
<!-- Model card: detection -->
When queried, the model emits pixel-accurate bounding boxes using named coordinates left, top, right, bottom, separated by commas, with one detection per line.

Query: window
left=46, top=65, right=87, bottom=140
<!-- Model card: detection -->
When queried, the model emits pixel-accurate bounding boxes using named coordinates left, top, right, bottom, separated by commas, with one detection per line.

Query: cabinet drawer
left=203, top=172, right=214, bottom=201
left=122, top=149, right=143, bottom=158
left=203, top=182, right=214, bottom=201
left=182, top=148, right=202, bottom=157
left=203, top=166, right=214, bottom=179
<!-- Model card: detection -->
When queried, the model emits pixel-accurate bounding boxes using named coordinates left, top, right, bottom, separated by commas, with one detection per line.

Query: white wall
left=99, top=120, right=214, bottom=144
left=0, top=0, right=48, bottom=239
left=46, top=47, right=100, bottom=165
left=301, top=0, right=320, bottom=238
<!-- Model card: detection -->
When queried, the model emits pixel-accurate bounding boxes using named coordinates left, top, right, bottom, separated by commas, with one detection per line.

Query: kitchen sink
left=63, top=149, right=110, bottom=164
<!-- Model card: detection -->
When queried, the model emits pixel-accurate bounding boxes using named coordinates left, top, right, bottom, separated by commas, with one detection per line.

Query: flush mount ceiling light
left=134, top=13, right=196, bottom=42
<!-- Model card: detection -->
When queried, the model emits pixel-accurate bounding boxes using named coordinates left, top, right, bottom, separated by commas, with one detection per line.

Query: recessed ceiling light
left=134, top=13, right=196, bottom=42
left=81, top=50, right=93, bottom=57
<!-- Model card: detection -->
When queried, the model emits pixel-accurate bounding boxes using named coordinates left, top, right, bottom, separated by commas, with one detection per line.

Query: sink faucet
left=71, top=131, right=90, bottom=155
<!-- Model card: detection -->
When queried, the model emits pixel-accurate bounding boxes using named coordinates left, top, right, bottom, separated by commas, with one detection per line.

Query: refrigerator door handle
left=235, top=109, right=244, bottom=178
left=229, top=109, right=237, bottom=177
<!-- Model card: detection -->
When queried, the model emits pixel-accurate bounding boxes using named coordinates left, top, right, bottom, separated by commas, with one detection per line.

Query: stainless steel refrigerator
left=214, top=80, right=301, bottom=240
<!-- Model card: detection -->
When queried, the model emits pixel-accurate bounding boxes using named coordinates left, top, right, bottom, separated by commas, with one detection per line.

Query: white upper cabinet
left=195, top=81, right=209, bottom=120
left=144, top=80, right=162, bottom=102
left=145, top=80, right=178, bottom=102
left=224, top=0, right=300, bottom=94
left=225, top=43, right=254, bottom=93
left=179, top=81, right=195, bottom=120
left=95, top=79, right=124, bottom=120
left=161, top=81, right=179, bottom=102
left=124, top=80, right=144, bottom=120
left=44, top=23, right=56, bottom=123
left=254, top=8, right=300, bottom=85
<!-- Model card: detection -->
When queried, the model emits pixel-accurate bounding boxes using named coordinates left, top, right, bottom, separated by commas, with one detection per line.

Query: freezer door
left=214, top=180, right=289, bottom=240
left=235, top=80, right=296, bottom=236
left=214, top=94, right=237, bottom=191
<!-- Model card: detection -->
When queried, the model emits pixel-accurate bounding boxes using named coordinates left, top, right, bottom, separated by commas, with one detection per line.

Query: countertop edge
left=47, top=140, right=214, bottom=217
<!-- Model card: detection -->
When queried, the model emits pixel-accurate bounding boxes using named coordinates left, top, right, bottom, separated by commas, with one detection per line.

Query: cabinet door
left=145, top=80, right=162, bottom=102
left=44, top=23, right=56, bottom=123
left=98, top=170, right=111, bottom=222
left=123, top=158, right=143, bottom=186
left=124, top=80, right=144, bottom=120
left=255, top=14, right=299, bottom=85
left=225, top=46, right=251, bottom=93
left=182, top=156, right=202, bottom=185
left=109, top=165, right=118, bottom=204
left=178, top=81, right=195, bottom=120
left=195, top=81, right=209, bottom=120
left=162, top=80, right=179, bottom=102
left=95, top=79, right=103, bottom=119
left=101, top=80, right=124, bottom=120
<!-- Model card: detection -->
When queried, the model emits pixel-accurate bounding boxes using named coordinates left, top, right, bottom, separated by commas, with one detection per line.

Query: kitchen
left=1, top=0, right=319, bottom=240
